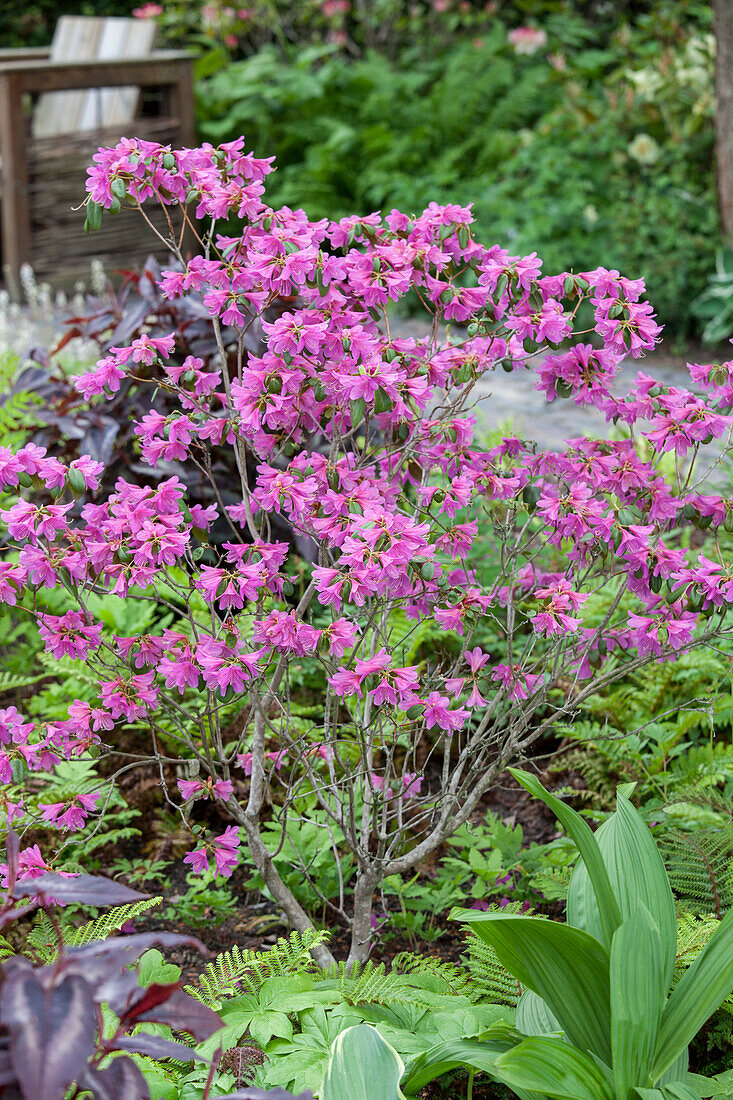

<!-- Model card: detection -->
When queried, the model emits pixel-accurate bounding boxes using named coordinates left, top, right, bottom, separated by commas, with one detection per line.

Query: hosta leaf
left=453, top=910, right=611, bottom=1063
left=493, top=1037, right=615, bottom=1100
left=567, top=790, right=676, bottom=987
left=321, top=1024, right=405, bottom=1100
left=653, top=907, right=733, bottom=1081
left=509, top=769, right=621, bottom=946
left=610, top=906, right=666, bottom=1100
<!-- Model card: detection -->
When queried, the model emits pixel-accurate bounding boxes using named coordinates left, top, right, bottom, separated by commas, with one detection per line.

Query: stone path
left=388, top=314, right=716, bottom=446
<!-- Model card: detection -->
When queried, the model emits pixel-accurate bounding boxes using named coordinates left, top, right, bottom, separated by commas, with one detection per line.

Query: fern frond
left=67, top=897, right=163, bottom=948
left=661, top=827, right=733, bottom=919
left=463, top=932, right=522, bottom=1006
left=186, top=928, right=328, bottom=1005
left=391, top=951, right=476, bottom=1000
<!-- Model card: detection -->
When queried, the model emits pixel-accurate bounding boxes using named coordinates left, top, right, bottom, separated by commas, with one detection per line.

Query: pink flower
left=507, top=26, right=547, bottom=54
left=423, top=693, right=469, bottom=733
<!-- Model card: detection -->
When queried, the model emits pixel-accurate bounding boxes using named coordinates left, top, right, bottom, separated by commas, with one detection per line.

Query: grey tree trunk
left=714, top=0, right=733, bottom=242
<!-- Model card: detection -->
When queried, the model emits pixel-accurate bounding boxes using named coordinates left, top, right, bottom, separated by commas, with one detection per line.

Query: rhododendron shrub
left=1, top=135, right=733, bottom=965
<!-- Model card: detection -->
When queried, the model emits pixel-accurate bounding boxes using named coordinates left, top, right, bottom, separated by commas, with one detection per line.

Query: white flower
left=627, top=133, right=661, bottom=166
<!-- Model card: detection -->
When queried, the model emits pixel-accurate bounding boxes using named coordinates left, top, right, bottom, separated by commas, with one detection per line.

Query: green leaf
left=401, top=1028, right=518, bottom=1094
left=516, top=989, right=563, bottom=1037
left=508, top=769, right=621, bottom=947
left=350, top=397, right=366, bottom=428
left=610, top=906, right=666, bottom=1099
left=493, top=1037, right=615, bottom=1100
left=653, top=907, right=733, bottom=1081
left=566, top=789, right=676, bottom=987
left=453, top=910, right=611, bottom=1063
left=321, top=1024, right=405, bottom=1100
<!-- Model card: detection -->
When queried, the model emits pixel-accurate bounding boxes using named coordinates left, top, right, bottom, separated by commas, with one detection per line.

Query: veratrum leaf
left=509, top=769, right=621, bottom=946
left=493, top=1036, right=615, bottom=1100
left=1, top=969, right=95, bottom=1097
left=653, top=907, right=733, bottom=1081
left=321, top=1024, right=405, bottom=1100
left=453, top=911, right=612, bottom=1064
left=610, top=906, right=666, bottom=1099
left=516, top=988, right=563, bottom=1037
left=401, top=1028, right=518, bottom=1094
left=567, top=791, right=676, bottom=989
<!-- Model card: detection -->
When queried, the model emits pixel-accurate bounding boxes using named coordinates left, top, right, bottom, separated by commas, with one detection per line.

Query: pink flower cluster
left=0, top=134, right=731, bottom=881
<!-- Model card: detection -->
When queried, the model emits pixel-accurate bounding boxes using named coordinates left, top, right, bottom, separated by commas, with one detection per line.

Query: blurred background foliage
left=0, top=0, right=719, bottom=335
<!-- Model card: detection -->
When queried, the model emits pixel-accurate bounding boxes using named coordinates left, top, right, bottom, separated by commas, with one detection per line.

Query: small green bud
left=68, top=468, right=87, bottom=495
left=420, top=561, right=436, bottom=581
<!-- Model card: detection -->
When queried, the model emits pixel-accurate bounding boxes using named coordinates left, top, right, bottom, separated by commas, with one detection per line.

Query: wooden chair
left=0, top=16, right=196, bottom=298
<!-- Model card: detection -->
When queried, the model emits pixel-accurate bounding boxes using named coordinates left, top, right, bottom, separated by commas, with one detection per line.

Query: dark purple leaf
left=133, top=989, right=222, bottom=1040
left=111, top=1034, right=209, bottom=1063
left=111, top=300, right=152, bottom=343
left=79, top=420, right=120, bottom=464
left=0, top=1048, right=17, bottom=1086
left=80, top=1058, right=150, bottom=1100
left=14, top=874, right=148, bottom=906
left=1, top=970, right=95, bottom=1098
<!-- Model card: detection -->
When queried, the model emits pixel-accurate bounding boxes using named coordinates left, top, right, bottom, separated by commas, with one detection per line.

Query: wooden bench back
left=32, top=16, right=157, bottom=139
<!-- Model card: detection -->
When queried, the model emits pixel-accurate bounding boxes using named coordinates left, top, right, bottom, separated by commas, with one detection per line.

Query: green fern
left=25, top=897, right=163, bottom=963
left=463, top=932, right=522, bottom=1006
left=186, top=928, right=328, bottom=1005
left=67, top=896, right=163, bottom=948
left=660, top=827, right=733, bottom=918
left=0, top=353, right=42, bottom=449
left=390, top=951, right=476, bottom=1000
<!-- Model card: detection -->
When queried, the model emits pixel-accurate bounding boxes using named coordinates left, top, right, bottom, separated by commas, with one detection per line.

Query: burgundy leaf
left=0, top=1048, right=17, bottom=1086
left=111, top=1034, right=209, bottom=1062
left=133, top=989, right=222, bottom=1040
left=13, top=874, right=148, bottom=906
left=119, top=981, right=183, bottom=1023
left=80, top=1057, right=150, bottom=1100
left=1, top=970, right=95, bottom=1098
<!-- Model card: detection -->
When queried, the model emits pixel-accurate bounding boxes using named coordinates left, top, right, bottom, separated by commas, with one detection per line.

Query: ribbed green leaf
left=493, top=1037, right=615, bottom=1100
left=610, top=906, right=666, bottom=1100
left=453, top=910, right=611, bottom=1063
left=567, top=792, right=676, bottom=987
left=509, top=769, right=621, bottom=946
left=321, top=1024, right=404, bottom=1100
left=517, top=989, right=563, bottom=1037
left=653, top=908, right=733, bottom=1081
left=401, top=1031, right=516, bottom=1096
left=633, top=1084, right=701, bottom=1100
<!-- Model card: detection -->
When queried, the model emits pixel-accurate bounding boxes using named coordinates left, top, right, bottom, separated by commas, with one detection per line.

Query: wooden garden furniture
left=0, top=16, right=196, bottom=297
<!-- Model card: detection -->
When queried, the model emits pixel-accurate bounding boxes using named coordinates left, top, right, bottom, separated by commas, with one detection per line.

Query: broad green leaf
left=567, top=790, right=676, bottom=986
left=493, top=1037, right=615, bottom=1100
left=610, top=906, right=666, bottom=1099
left=516, top=989, right=563, bottom=1037
left=401, top=1033, right=516, bottom=1095
left=653, top=908, right=733, bottom=1081
left=634, top=1085, right=701, bottom=1100
left=453, top=910, right=611, bottom=1063
left=321, top=1024, right=405, bottom=1100
left=509, top=769, right=621, bottom=946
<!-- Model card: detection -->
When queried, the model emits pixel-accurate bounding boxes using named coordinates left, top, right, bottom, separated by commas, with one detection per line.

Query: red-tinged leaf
left=0, top=970, right=95, bottom=1097
left=119, top=981, right=184, bottom=1023
left=14, top=873, right=148, bottom=906
left=80, top=1057, right=150, bottom=1100
left=112, top=1034, right=209, bottom=1062
left=134, top=988, right=223, bottom=1040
